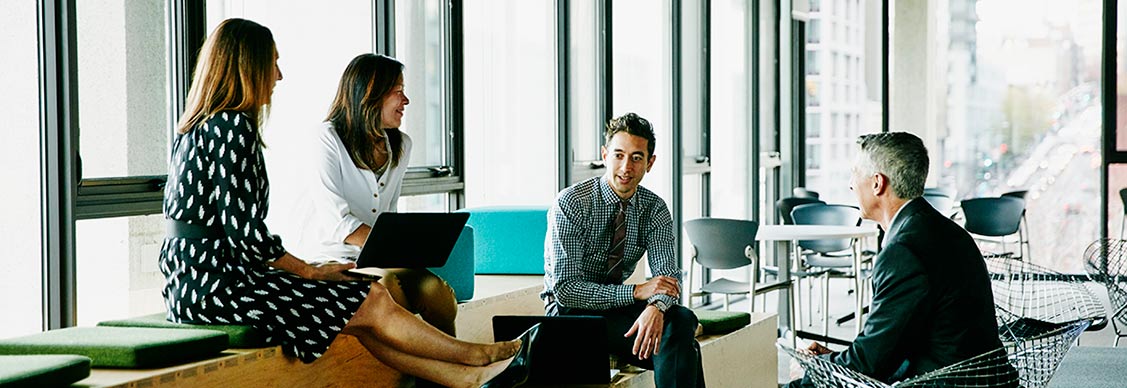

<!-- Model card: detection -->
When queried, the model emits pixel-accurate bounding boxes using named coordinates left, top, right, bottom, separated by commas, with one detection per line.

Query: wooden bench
left=610, top=312, right=777, bottom=388
left=72, top=284, right=544, bottom=387
left=73, top=283, right=777, bottom=387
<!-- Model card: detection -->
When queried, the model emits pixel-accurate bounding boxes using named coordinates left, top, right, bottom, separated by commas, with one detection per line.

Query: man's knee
left=662, top=305, right=698, bottom=338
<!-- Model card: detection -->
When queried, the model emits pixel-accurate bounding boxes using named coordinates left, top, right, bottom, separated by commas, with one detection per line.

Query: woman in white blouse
left=291, top=54, right=458, bottom=336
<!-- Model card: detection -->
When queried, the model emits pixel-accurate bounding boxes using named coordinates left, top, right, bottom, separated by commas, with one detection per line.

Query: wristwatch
left=650, top=300, right=669, bottom=312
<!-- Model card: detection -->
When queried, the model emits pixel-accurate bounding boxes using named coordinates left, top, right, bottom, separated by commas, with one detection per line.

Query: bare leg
left=344, top=282, right=517, bottom=366
left=347, top=330, right=512, bottom=388
left=379, top=269, right=458, bottom=336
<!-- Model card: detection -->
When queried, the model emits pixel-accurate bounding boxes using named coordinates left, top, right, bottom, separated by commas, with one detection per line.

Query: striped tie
left=606, top=199, right=628, bottom=282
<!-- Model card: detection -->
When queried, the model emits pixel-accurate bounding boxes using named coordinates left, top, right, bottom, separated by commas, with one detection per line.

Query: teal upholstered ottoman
left=457, top=206, right=549, bottom=275
left=693, top=309, right=751, bottom=335
left=98, top=313, right=266, bottom=348
left=0, top=355, right=90, bottom=387
left=0, top=327, right=227, bottom=368
left=431, top=225, right=476, bottom=302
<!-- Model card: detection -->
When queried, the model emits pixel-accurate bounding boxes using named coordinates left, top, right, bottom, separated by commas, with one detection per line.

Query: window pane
left=1110, top=164, right=1127, bottom=241
left=570, top=0, right=602, bottom=163
left=802, top=0, right=882, bottom=205
left=1118, top=0, right=1127, bottom=151
left=681, top=174, right=707, bottom=303
left=397, top=0, right=449, bottom=167
left=613, top=0, right=673, bottom=202
left=0, top=1, right=43, bottom=336
left=941, top=0, right=1100, bottom=273
left=76, top=215, right=165, bottom=325
left=710, top=0, right=751, bottom=220
left=681, top=0, right=703, bottom=158
left=398, top=194, right=450, bottom=212
left=77, top=1, right=170, bottom=178
left=207, top=1, right=375, bottom=236
left=463, top=0, right=558, bottom=206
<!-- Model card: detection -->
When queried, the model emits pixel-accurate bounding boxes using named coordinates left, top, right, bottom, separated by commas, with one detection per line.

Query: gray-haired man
left=790, top=132, right=1014, bottom=386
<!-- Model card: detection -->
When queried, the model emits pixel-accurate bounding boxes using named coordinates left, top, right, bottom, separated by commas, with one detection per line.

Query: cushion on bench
left=0, top=355, right=90, bottom=387
left=98, top=313, right=266, bottom=348
left=693, top=309, right=751, bottom=335
left=0, top=327, right=227, bottom=368
left=457, top=206, right=549, bottom=275
left=431, top=225, right=476, bottom=302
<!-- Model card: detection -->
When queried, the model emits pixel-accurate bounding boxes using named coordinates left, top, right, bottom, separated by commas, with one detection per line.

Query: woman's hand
left=303, top=262, right=362, bottom=282
left=269, top=252, right=362, bottom=282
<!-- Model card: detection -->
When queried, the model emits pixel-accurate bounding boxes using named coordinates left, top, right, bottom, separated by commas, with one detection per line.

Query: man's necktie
left=606, top=199, right=628, bottom=282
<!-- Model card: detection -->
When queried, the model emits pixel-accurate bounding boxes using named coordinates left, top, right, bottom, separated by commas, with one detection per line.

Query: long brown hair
left=325, top=54, right=405, bottom=170
left=176, top=18, right=277, bottom=136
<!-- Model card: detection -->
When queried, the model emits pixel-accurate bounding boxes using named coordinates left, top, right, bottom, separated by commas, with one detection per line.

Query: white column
left=891, top=0, right=948, bottom=185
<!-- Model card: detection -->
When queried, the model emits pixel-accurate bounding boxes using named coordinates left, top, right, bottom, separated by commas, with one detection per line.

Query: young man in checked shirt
left=542, top=113, right=705, bottom=387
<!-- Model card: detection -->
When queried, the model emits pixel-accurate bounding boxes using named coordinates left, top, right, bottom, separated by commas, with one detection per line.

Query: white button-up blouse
left=288, top=121, right=412, bottom=261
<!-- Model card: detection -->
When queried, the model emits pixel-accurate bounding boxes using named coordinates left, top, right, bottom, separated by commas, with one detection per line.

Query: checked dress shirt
left=541, top=176, right=680, bottom=311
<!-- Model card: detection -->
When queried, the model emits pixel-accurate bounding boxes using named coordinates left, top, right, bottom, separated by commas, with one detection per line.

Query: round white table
left=756, top=224, right=880, bottom=346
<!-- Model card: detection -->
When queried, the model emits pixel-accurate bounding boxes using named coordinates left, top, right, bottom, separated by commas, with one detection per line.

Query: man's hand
left=624, top=305, right=664, bottom=360
left=633, top=276, right=680, bottom=300
left=799, top=341, right=833, bottom=356
left=302, top=262, right=361, bottom=282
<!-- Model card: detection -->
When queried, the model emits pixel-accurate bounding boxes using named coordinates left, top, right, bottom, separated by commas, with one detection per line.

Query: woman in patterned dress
left=287, top=53, right=459, bottom=337
left=160, top=18, right=525, bottom=387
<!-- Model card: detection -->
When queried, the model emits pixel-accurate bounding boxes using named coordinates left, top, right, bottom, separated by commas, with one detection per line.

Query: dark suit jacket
left=829, top=198, right=1005, bottom=382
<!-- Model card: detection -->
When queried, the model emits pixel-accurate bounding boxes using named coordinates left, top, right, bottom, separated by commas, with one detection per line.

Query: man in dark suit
left=789, top=132, right=1012, bottom=386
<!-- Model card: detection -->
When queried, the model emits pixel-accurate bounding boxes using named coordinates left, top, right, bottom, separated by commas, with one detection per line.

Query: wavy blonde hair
left=176, top=18, right=276, bottom=136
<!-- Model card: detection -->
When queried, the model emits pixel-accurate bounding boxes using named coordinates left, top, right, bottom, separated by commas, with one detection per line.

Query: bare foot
left=473, top=357, right=515, bottom=387
left=477, top=339, right=520, bottom=365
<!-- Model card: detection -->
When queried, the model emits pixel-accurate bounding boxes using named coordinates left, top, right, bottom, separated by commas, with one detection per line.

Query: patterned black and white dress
left=159, top=111, right=371, bottom=362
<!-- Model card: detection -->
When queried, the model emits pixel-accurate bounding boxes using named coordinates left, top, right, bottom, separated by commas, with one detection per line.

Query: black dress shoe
left=481, top=323, right=540, bottom=388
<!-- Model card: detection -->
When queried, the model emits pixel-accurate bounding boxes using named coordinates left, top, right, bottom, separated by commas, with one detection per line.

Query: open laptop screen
left=492, top=315, right=610, bottom=385
left=351, top=212, right=469, bottom=270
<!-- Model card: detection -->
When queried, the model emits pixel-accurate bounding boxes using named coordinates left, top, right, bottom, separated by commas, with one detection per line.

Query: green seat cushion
left=693, top=309, right=751, bottom=335
left=98, top=313, right=266, bottom=348
left=0, top=327, right=227, bottom=368
left=0, top=355, right=90, bottom=387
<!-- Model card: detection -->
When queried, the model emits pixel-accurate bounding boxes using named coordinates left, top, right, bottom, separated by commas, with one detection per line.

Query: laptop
left=346, top=212, right=469, bottom=279
left=492, top=315, right=610, bottom=385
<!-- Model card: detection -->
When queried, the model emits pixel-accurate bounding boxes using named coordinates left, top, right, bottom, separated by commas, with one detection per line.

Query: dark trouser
left=551, top=302, right=706, bottom=388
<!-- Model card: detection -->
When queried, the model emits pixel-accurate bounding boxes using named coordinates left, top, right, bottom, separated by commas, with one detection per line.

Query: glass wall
left=462, top=0, right=558, bottom=207
left=1117, top=0, right=1127, bottom=152
left=940, top=0, right=1100, bottom=273
left=802, top=0, right=882, bottom=205
left=206, top=0, right=376, bottom=231
left=1110, top=0, right=1127, bottom=247
left=396, top=0, right=450, bottom=169
left=710, top=0, right=753, bottom=221
left=0, top=0, right=44, bottom=336
left=71, top=1, right=174, bottom=324
left=612, top=0, right=674, bottom=204
left=680, top=0, right=707, bottom=294
left=77, top=1, right=170, bottom=179
left=568, top=0, right=605, bottom=184
left=76, top=215, right=166, bottom=326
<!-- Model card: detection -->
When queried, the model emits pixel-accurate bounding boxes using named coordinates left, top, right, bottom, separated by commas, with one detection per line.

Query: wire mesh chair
left=986, top=256, right=1107, bottom=332
left=779, top=345, right=891, bottom=388
left=780, top=319, right=1089, bottom=388
left=1082, top=238, right=1127, bottom=345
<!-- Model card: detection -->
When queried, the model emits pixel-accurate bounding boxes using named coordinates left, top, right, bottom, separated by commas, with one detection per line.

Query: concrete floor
left=700, top=277, right=1123, bottom=386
